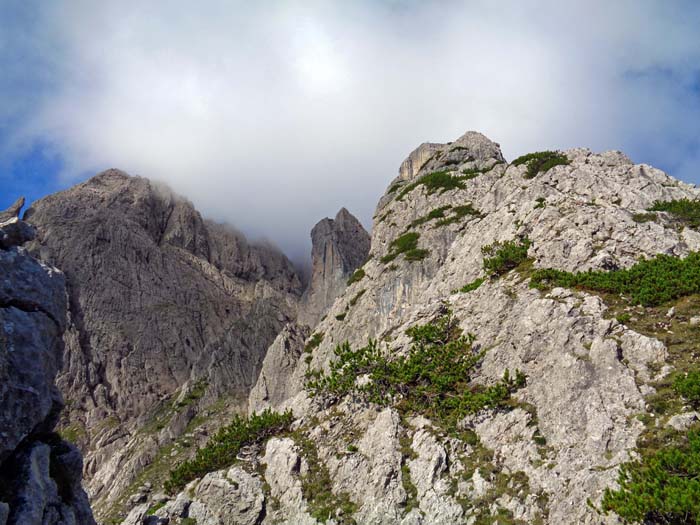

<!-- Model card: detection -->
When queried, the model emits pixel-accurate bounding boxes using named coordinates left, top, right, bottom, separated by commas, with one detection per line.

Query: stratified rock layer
left=24, top=170, right=303, bottom=515
left=0, top=201, right=95, bottom=525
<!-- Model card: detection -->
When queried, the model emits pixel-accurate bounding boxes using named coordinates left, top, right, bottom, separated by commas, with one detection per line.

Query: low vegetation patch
left=632, top=212, right=657, bottom=223
left=460, top=165, right=494, bottom=180
left=175, top=380, right=208, bottom=409
left=397, top=170, right=469, bottom=200
left=482, top=238, right=532, bottom=276
left=306, top=310, right=525, bottom=430
left=346, top=268, right=366, bottom=286
left=381, top=232, right=429, bottom=263
left=305, top=332, right=324, bottom=354
left=435, top=204, right=482, bottom=227
left=530, top=251, right=700, bottom=307
left=456, top=277, right=485, bottom=294
left=164, top=409, right=293, bottom=493
left=408, top=205, right=452, bottom=229
left=511, top=151, right=570, bottom=179
left=649, top=198, right=700, bottom=229
left=349, top=289, right=366, bottom=307
left=534, top=197, right=546, bottom=209
left=408, top=204, right=482, bottom=229
left=602, top=429, right=700, bottom=524
left=674, top=371, right=700, bottom=408
left=294, top=434, right=357, bottom=524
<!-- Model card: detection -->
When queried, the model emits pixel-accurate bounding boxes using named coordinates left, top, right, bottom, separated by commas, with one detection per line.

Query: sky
left=1, top=1, right=700, bottom=261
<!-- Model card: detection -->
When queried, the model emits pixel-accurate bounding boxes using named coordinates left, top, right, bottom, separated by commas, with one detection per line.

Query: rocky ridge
left=24, top=170, right=303, bottom=519
left=137, top=131, right=700, bottom=524
left=0, top=200, right=95, bottom=525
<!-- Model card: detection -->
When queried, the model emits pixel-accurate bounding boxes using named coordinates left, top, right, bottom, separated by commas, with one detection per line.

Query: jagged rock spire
left=299, top=207, right=370, bottom=327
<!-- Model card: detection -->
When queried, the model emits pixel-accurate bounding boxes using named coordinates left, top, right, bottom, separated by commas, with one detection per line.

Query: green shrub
left=349, top=289, right=366, bottom=307
left=347, top=268, right=366, bottom=286
left=616, top=313, right=631, bottom=324
left=304, top=332, right=324, bottom=354
left=457, top=277, right=485, bottom=293
left=602, top=430, right=700, bottom=523
left=460, top=165, right=492, bottom=180
left=306, top=311, right=525, bottom=430
left=146, top=501, right=166, bottom=515
left=387, top=181, right=404, bottom=194
left=381, top=232, right=429, bottom=263
left=649, top=199, right=700, bottom=229
left=534, top=197, right=546, bottom=209
left=335, top=313, right=347, bottom=321
left=674, top=371, right=700, bottom=408
left=409, top=206, right=452, bottom=228
left=632, top=212, right=657, bottom=223
left=164, top=409, right=293, bottom=493
left=482, top=238, right=532, bottom=276
left=397, top=171, right=468, bottom=200
left=435, top=204, right=482, bottom=227
left=512, top=151, right=570, bottom=179
left=181, top=519, right=197, bottom=525
left=174, top=380, right=207, bottom=409
left=530, top=252, right=700, bottom=307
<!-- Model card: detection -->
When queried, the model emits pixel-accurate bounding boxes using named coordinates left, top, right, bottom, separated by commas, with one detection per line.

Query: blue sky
left=2, top=1, right=700, bottom=257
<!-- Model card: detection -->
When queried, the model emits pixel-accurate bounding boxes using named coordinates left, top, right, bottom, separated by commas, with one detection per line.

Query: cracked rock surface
left=142, top=131, right=698, bottom=524
left=0, top=201, right=95, bottom=525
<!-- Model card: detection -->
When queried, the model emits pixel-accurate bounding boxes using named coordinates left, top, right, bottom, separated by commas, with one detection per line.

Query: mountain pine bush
left=481, top=238, right=531, bottom=276
left=650, top=199, right=700, bottom=229
left=530, top=251, right=700, bottom=307
left=512, top=151, right=570, bottom=179
left=306, top=310, right=525, bottom=430
left=164, top=409, right=293, bottom=493
left=602, top=430, right=700, bottom=524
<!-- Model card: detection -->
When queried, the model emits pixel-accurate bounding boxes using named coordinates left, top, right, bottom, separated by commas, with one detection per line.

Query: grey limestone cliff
left=0, top=200, right=95, bottom=525
left=299, top=208, right=370, bottom=327
left=24, top=170, right=303, bottom=518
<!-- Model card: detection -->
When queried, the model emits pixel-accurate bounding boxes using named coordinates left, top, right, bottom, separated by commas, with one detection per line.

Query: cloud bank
left=2, top=0, right=700, bottom=259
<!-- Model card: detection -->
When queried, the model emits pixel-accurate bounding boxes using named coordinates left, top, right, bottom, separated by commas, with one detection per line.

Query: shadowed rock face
left=24, top=169, right=303, bottom=508
left=0, top=200, right=95, bottom=525
left=299, top=208, right=370, bottom=327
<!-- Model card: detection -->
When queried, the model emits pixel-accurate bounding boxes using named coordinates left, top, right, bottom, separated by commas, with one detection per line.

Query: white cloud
left=2, top=0, right=700, bottom=259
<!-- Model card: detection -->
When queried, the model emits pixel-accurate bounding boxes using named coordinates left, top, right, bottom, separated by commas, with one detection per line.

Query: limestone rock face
left=151, top=131, right=700, bottom=524
left=24, top=170, right=303, bottom=515
left=299, top=208, right=370, bottom=327
left=0, top=202, right=95, bottom=525
left=248, top=322, right=310, bottom=415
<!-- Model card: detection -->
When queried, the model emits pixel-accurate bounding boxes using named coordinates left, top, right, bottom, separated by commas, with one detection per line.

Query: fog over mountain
left=1, top=0, right=700, bottom=258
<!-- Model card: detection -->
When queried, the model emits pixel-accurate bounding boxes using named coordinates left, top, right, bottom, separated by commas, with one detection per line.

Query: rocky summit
left=4, top=130, right=700, bottom=525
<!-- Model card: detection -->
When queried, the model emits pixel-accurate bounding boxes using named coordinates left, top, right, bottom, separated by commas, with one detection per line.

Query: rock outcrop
left=0, top=200, right=95, bottom=525
left=24, top=170, right=303, bottom=519
left=145, top=131, right=700, bottom=524
left=299, top=208, right=370, bottom=327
